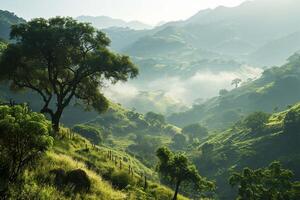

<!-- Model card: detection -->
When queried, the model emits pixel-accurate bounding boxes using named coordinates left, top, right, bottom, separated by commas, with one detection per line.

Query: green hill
left=9, top=128, right=188, bottom=200
left=168, top=53, right=300, bottom=130
left=0, top=104, right=188, bottom=200
left=191, top=103, right=300, bottom=199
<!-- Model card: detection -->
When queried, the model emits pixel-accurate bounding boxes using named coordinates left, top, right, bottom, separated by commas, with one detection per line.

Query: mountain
left=0, top=10, right=25, bottom=40
left=102, top=27, right=149, bottom=52
left=76, top=15, right=152, bottom=30
left=249, top=32, right=300, bottom=66
left=119, top=0, right=300, bottom=59
left=167, top=53, right=300, bottom=129
left=192, top=102, right=300, bottom=199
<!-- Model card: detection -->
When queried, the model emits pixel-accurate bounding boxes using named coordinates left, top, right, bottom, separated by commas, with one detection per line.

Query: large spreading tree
left=0, top=17, right=138, bottom=132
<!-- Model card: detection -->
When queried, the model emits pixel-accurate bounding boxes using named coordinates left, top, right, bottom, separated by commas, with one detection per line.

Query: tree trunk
left=52, top=108, right=63, bottom=133
left=172, top=180, right=181, bottom=200
left=52, top=116, right=60, bottom=133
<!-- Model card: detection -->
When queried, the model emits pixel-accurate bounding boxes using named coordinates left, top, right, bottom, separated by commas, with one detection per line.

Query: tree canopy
left=182, top=123, right=208, bottom=142
left=243, top=112, right=270, bottom=132
left=229, top=161, right=299, bottom=200
left=156, top=147, right=214, bottom=200
left=0, top=17, right=138, bottom=132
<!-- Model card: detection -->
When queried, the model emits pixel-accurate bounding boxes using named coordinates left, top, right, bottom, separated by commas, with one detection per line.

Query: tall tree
left=156, top=147, right=214, bottom=200
left=0, top=17, right=138, bottom=132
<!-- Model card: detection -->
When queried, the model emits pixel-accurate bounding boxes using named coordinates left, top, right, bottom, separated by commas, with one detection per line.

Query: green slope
left=13, top=127, right=188, bottom=200
left=168, top=53, right=300, bottom=130
left=192, top=103, right=300, bottom=199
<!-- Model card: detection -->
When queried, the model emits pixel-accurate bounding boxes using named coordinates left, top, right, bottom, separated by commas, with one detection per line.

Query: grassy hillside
left=10, top=127, right=189, bottom=200
left=73, top=102, right=181, bottom=167
left=168, top=53, right=300, bottom=129
left=192, top=103, right=300, bottom=199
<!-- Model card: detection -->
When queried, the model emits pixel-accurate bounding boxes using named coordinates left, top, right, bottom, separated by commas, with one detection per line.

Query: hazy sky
left=0, top=0, right=248, bottom=25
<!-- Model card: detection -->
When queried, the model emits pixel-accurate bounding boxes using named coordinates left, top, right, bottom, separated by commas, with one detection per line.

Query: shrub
left=73, top=125, right=102, bottom=145
left=111, top=171, right=132, bottom=189
left=50, top=168, right=66, bottom=189
left=65, top=169, right=91, bottom=193
left=0, top=105, right=53, bottom=196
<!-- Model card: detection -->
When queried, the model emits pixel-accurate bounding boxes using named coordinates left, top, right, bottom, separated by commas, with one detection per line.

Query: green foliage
left=229, top=161, right=299, bottom=200
left=65, top=169, right=91, bottom=193
left=156, top=147, right=215, bottom=200
left=243, top=112, right=270, bottom=132
left=171, top=134, right=187, bottom=150
left=128, top=134, right=163, bottom=166
left=111, top=171, right=133, bottom=189
left=73, top=124, right=103, bottom=145
left=284, top=109, right=300, bottom=134
left=0, top=105, right=53, bottom=196
left=0, top=17, right=138, bottom=132
left=193, top=103, right=300, bottom=199
left=0, top=40, right=7, bottom=53
left=182, top=123, right=208, bottom=142
left=168, top=53, right=300, bottom=130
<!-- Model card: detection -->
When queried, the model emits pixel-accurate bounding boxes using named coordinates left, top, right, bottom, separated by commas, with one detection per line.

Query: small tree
left=244, top=112, right=270, bottom=132
left=232, top=78, right=242, bottom=88
left=0, top=105, right=53, bottom=196
left=0, top=17, right=138, bottom=132
left=182, top=123, right=208, bottom=142
left=229, top=161, right=298, bottom=200
left=156, top=147, right=214, bottom=200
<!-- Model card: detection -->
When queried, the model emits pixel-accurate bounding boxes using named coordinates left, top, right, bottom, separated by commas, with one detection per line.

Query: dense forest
left=0, top=0, right=300, bottom=199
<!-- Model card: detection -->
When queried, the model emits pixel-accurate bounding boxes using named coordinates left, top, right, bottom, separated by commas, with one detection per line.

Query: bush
left=111, top=171, right=132, bottom=189
left=73, top=124, right=102, bottom=145
left=0, top=105, right=53, bottom=195
left=50, top=168, right=66, bottom=189
left=65, top=169, right=91, bottom=193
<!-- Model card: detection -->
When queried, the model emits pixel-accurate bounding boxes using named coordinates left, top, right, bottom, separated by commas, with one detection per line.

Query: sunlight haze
left=0, top=0, right=248, bottom=25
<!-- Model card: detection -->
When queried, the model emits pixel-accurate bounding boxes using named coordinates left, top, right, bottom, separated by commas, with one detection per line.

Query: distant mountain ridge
left=76, top=15, right=152, bottom=30
left=0, top=10, right=25, bottom=40
left=113, top=0, right=300, bottom=60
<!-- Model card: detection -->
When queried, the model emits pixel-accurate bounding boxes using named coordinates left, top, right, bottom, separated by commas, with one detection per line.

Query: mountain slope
left=168, top=53, right=300, bottom=129
left=192, top=103, right=300, bottom=199
left=77, top=16, right=152, bottom=30
left=0, top=10, right=25, bottom=40
left=249, top=32, right=300, bottom=66
left=12, top=126, right=188, bottom=200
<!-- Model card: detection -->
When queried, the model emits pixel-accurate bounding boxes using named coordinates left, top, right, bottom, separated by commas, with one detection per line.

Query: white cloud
left=104, top=65, right=263, bottom=108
